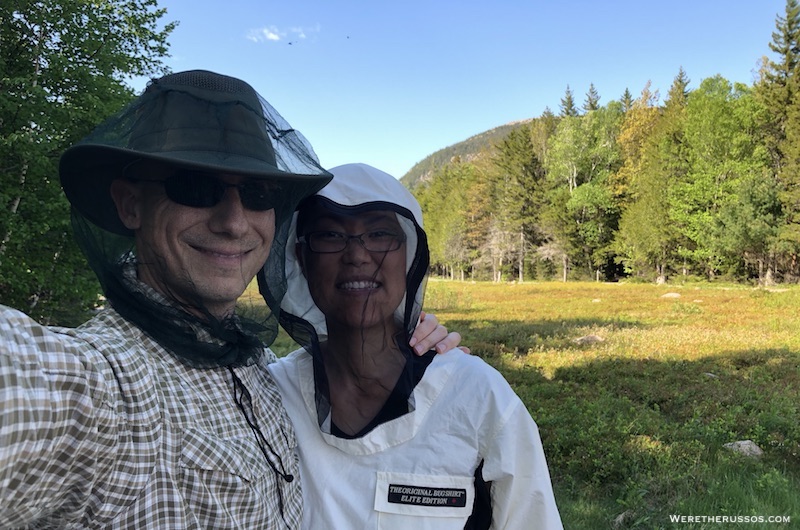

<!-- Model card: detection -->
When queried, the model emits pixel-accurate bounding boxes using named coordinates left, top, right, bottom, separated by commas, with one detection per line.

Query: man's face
left=111, top=161, right=276, bottom=319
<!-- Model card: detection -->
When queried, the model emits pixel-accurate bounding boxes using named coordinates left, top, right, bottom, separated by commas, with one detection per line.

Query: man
left=0, top=70, right=457, bottom=528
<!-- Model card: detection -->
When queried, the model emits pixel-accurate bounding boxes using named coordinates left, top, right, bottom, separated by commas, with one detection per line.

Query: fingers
left=409, top=312, right=467, bottom=355
left=435, top=331, right=461, bottom=354
left=409, top=312, right=445, bottom=355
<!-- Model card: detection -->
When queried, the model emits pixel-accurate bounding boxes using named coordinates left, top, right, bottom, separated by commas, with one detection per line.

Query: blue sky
left=135, top=0, right=787, bottom=178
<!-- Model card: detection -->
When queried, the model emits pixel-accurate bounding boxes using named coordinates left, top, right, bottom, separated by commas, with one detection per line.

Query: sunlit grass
left=241, top=279, right=800, bottom=528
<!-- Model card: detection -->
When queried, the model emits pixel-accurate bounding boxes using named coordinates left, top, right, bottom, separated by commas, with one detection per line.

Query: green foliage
left=542, top=103, right=623, bottom=278
left=756, top=0, right=800, bottom=276
left=713, top=172, right=782, bottom=281
left=566, top=181, right=619, bottom=273
left=620, top=88, right=634, bottom=113
left=667, top=77, right=763, bottom=277
left=415, top=162, right=477, bottom=278
left=0, top=0, right=175, bottom=323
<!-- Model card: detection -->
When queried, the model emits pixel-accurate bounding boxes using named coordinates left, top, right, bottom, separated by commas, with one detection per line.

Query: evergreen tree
left=583, top=83, right=601, bottom=112
left=559, top=85, right=579, bottom=117
left=666, top=67, right=691, bottom=108
left=415, top=163, right=472, bottom=278
left=755, top=0, right=800, bottom=169
left=490, top=125, right=545, bottom=280
left=620, top=88, right=634, bottom=113
left=714, top=171, right=781, bottom=283
left=757, top=0, right=800, bottom=277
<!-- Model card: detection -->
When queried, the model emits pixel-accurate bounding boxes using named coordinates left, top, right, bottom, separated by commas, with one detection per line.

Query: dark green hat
left=60, top=69, right=332, bottom=236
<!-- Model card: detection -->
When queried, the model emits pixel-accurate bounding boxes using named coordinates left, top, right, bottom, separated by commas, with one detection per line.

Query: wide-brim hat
left=60, top=70, right=332, bottom=236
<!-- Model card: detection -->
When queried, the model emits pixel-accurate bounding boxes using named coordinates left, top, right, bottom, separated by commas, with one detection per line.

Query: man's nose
left=208, top=187, right=249, bottom=235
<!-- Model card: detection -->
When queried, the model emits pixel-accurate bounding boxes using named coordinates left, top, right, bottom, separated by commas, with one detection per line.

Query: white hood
left=279, top=163, right=429, bottom=349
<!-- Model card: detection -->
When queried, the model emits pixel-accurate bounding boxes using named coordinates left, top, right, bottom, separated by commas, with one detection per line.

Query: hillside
left=400, top=119, right=531, bottom=189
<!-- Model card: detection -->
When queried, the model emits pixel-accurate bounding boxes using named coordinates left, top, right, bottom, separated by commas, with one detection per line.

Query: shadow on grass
left=491, top=348, right=800, bottom=529
left=444, top=317, right=647, bottom=355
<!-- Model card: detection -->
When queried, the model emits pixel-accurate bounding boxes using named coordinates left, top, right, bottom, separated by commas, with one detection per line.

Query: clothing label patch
left=387, top=484, right=467, bottom=507
left=375, top=471, right=473, bottom=518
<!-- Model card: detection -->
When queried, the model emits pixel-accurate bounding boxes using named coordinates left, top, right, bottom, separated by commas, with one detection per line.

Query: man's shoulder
left=73, top=306, right=140, bottom=336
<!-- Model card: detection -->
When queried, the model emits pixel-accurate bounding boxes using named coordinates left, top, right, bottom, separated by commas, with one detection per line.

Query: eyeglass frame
left=299, top=230, right=407, bottom=253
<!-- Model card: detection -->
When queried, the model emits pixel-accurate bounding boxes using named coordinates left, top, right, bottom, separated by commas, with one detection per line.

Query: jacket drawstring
left=228, top=366, right=294, bottom=525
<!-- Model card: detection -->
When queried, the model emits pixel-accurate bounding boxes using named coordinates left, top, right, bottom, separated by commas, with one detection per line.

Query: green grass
left=241, top=279, right=800, bottom=528
left=424, top=280, right=799, bottom=529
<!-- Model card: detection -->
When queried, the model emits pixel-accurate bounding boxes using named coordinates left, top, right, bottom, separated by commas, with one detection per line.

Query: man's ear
left=109, top=179, right=143, bottom=230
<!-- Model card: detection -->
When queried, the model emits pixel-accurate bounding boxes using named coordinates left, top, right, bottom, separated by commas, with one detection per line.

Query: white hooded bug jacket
left=268, top=163, right=563, bottom=529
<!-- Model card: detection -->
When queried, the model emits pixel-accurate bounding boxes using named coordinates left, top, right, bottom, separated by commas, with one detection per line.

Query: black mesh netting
left=61, top=70, right=332, bottom=368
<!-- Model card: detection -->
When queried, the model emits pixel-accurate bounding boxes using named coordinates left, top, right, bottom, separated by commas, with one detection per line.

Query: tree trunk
left=0, top=165, right=26, bottom=260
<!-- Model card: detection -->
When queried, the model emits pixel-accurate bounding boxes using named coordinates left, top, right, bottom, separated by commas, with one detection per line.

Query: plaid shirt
left=0, top=304, right=301, bottom=529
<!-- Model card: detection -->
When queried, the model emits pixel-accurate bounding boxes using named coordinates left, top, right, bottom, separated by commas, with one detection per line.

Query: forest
left=413, top=1, right=800, bottom=286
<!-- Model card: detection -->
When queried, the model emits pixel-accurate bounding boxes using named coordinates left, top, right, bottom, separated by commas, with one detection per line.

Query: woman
left=268, top=163, right=562, bottom=529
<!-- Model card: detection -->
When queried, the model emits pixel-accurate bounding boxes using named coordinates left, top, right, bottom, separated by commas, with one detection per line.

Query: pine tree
left=620, top=88, right=634, bottom=113
left=491, top=125, right=544, bottom=281
left=665, top=67, right=691, bottom=109
left=756, top=0, right=800, bottom=169
left=758, top=0, right=800, bottom=277
left=583, top=83, right=601, bottom=112
left=559, top=85, right=579, bottom=117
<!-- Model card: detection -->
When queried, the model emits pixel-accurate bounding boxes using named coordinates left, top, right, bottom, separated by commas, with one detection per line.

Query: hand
left=408, top=311, right=470, bottom=356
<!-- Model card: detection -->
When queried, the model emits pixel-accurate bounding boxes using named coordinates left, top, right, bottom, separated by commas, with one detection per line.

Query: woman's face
left=298, top=209, right=407, bottom=332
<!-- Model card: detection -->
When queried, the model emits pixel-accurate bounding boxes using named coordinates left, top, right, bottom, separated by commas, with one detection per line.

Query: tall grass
left=241, top=280, right=799, bottom=528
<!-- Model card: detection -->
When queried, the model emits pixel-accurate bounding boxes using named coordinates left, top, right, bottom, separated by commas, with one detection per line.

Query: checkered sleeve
left=0, top=305, right=120, bottom=527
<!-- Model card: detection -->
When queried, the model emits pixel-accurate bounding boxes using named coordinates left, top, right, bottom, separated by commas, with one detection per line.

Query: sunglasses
left=131, top=170, right=278, bottom=211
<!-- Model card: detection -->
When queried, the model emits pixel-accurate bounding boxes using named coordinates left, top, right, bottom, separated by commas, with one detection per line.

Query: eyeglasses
left=131, top=170, right=278, bottom=211
left=299, top=230, right=406, bottom=253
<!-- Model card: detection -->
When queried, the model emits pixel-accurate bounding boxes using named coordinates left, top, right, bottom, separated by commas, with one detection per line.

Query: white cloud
left=247, top=25, right=283, bottom=43
left=247, top=24, right=320, bottom=44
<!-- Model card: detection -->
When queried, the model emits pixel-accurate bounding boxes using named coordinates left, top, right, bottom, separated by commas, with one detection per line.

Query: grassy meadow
left=241, top=280, right=799, bottom=528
